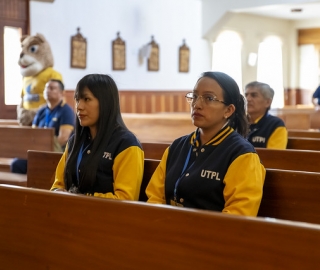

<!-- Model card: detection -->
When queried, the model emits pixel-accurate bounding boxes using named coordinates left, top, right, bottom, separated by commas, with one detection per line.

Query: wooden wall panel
left=0, top=0, right=28, bottom=20
left=284, top=87, right=312, bottom=106
left=298, top=28, right=320, bottom=45
left=64, top=90, right=191, bottom=113
left=118, top=91, right=191, bottom=113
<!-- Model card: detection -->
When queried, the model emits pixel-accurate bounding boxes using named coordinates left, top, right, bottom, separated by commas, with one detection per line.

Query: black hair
left=48, top=79, right=64, bottom=91
left=199, top=71, right=249, bottom=137
left=64, top=74, right=128, bottom=192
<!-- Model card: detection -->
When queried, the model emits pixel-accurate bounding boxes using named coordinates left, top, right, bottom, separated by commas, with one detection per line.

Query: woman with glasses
left=51, top=74, right=144, bottom=200
left=146, top=71, right=265, bottom=216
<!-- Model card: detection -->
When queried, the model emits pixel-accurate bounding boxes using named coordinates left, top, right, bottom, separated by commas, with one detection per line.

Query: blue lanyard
left=173, top=131, right=200, bottom=202
left=76, top=142, right=90, bottom=185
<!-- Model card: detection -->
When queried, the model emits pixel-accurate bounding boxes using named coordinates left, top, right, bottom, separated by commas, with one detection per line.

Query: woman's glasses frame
left=185, top=92, right=227, bottom=106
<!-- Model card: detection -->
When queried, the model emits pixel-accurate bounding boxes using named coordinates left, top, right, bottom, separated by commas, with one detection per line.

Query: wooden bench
left=0, top=126, right=54, bottom=172
left=0, top=171, right=27, bottom=186
left=142, top=142, right=320, bottom=173
left=122, top=113, right=195, bottom=143
left=287, top=137, right=320, bottom=151
left=1, top=184, right=320, bottom=269
left=258, top=169, right=320, bottom=224
left=288, top=129, right=320, bottom=138
left=0, top=119, right=19, bottom=125
left=142, top=142, right=170, bottom=159
left=256, top=147, right=320, bottom=173
left=26, top=150, right=320, bottom=224
left=27, top=150, right=158, bottom=201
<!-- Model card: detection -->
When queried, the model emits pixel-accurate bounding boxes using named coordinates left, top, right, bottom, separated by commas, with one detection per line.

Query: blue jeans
left=10, top=158, right=27, bottom=174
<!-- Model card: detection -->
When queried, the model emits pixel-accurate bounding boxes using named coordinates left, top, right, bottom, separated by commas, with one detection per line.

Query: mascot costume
left=17, top=33, right=63, bottom=126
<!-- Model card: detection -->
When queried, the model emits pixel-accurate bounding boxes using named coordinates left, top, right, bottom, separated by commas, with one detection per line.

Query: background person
left=312, top=84, right=320, bottom=108
left=51, top=74, right=144, bottom=200
left=245, top=81, right=287, bottom=149
left=146, top=71, right=265, bottom=216
left=11, top=79, right=75, bottom=174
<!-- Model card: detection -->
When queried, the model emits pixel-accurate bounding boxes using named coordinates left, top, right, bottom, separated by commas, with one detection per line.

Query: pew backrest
left=1, top=184, right=320, bottom=269
left=142, top=142, right=170, bottom=160
left=0, top=126, right=54, bottom=159
left=27, top=150, right=62, bottom=189
left=26, top=150, right=160, bottom=201
left=256, top=147, right=320, bottom=173
left=259, top=168, right=320, bottom=224
left=0, top=119, right=19, bottom=125
left=288, top=129, right=320, bottom=138
left=287, top=137, right=320, bottom=151
left=27, top=150, right=320, bottom=224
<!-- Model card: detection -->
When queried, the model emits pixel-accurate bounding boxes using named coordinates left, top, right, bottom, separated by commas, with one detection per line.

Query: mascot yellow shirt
left=21, top=67, right=63, bottom=109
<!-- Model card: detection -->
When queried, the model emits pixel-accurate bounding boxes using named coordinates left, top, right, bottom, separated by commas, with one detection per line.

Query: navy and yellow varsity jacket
left=51, top=126, right=144, bottom=200
left=146, top=126, right=265, bottom=216
left=247, top=113, right=287, bottom=149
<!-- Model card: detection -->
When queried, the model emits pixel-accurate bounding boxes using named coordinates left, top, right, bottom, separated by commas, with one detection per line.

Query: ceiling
left=234, top=2, right=320, bottom=20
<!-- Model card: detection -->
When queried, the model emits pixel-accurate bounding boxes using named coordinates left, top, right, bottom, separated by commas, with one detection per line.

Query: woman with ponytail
left=146, top=71, right=265, bottom=216
left=51, top=74, right=144, bottom=200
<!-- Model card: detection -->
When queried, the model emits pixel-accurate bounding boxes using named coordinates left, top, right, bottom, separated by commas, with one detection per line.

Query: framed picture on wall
left=179, top=39, right=190, bottom=73
left=112, top=32, right=126, bottom=70
left=148, top=36, right=159, bottom=71
left=70, top=27, right=87, bottom=69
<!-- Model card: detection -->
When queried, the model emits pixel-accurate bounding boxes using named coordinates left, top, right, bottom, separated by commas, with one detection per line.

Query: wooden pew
left=288, top=129, right=320, bottom=138
left=1, top=184, right=320, bottom=269
left=27, top=150, right=62, bottom=190
left=142, top=142, right=170, bottom=160
left=26, top=150, right=320, bottom=224
left=143, top=137, right=320, bottom=154
left=0, top=171, right=27, bottom=186
left=258, top=169, right=320, bottom=224
left=0, top=126, right=54, bottom=172
left=0, top=119, right=19, bottom=125
left=27, top=150, right=158, bottom=201
left=142, top=142, right=320, bottom=173
left=256, top=148, right=320, bottom=173
left=122, top=113, right=195, bottom=143
left=287, top=137, right=320, bottom=151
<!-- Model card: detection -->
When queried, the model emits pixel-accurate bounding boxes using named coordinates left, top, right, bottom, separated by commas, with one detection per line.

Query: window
left=257, top=36, right=284, bottom=108
left=299, top=44, right=318, bottom=95
left=212, top=30, right=242, bottom=90
left=4, top=26, right=22, bottom=105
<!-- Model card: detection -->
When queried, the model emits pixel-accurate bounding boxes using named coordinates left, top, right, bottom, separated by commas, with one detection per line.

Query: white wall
left=201, top=0, right=320, bottom=36
left=30, top=0, right=211, bottom=90
left=205, top=13, right=294, bottom=89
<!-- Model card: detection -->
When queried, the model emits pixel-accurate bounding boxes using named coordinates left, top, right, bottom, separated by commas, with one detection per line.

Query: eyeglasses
left=185, top=92, right=227, bottom=106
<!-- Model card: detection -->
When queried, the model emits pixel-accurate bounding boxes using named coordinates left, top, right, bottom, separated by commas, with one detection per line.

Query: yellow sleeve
left=266, top=126, right=288, bottom=149
left=50, top=147, right=68, bottom=190
left=222, top=153, right=266, bottom=216
left=146, top=147, right=169, bottom=204
left=93, top=146, right=144, bottom=201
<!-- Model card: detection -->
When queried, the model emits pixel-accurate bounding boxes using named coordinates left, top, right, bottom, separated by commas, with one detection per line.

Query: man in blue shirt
left=312, top=85, right=320, bottom=107
left=11, top=79, right=75, bottom=174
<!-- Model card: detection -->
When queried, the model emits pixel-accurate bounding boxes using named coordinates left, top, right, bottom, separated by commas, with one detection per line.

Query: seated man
left=11, top=79, right=75, bottom=174
left=312, top=85, right=320, bottom=108
left=245, top=81, right=287, bottom=149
